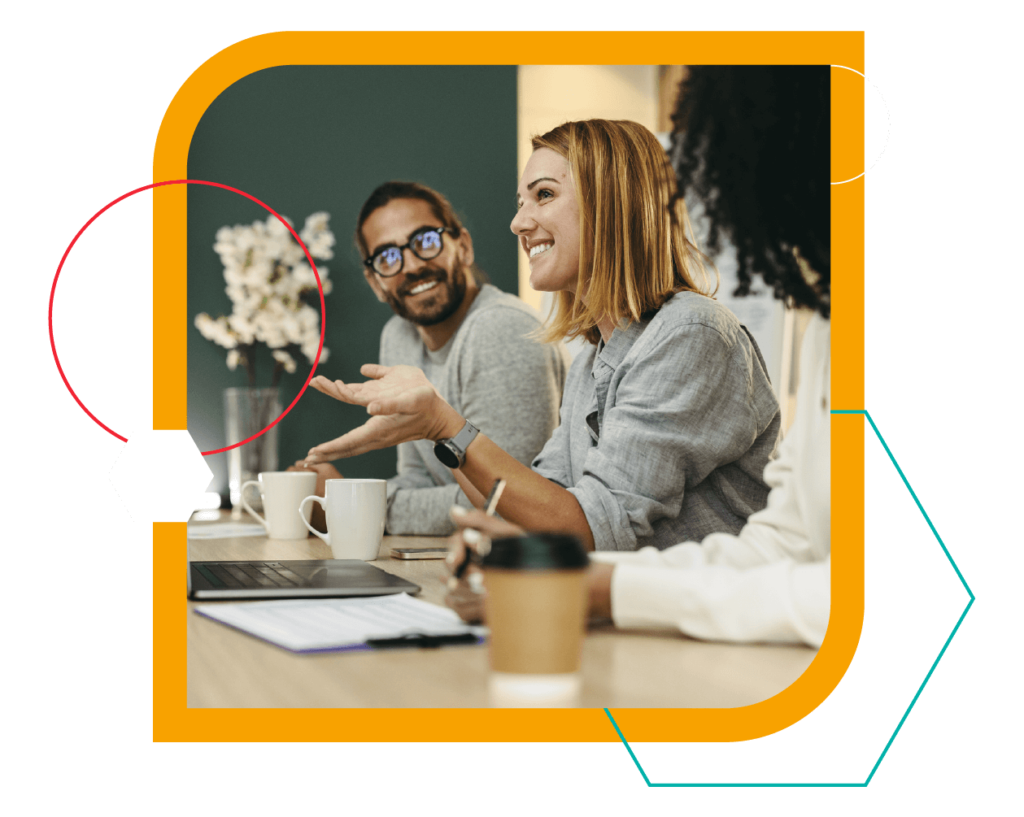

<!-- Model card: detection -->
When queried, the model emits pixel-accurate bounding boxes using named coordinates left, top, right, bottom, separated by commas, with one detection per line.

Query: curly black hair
left=669, top=66, right=831, bottom=318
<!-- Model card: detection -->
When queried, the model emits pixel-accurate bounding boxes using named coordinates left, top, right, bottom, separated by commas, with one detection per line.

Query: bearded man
left=293, top=181, right=567, bottom=535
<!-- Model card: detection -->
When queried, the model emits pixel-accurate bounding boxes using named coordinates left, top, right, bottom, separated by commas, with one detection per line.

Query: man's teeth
left=408, top=280, right=439, bottom=295
left=529, top=242, right=553, bottom=259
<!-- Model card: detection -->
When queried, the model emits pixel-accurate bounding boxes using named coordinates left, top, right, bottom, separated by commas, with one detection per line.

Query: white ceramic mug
left=299, top=479, right=387, bottom=561
left=240, top=471, right=318, bottom=539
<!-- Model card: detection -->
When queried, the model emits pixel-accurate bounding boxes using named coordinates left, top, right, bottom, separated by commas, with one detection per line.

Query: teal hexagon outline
left=604, top=410, right=974, bottom=787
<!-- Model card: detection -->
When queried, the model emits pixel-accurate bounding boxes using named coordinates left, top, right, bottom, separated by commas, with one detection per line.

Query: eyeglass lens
left=373, top=229, right=445, bottom=276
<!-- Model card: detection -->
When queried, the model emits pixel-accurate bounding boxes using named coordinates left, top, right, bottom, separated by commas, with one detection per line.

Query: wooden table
left=187, top=517, right=816, bottom=708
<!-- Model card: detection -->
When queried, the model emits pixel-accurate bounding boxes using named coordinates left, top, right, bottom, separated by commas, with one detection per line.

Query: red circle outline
left=48, top=179, right=326, bottom=457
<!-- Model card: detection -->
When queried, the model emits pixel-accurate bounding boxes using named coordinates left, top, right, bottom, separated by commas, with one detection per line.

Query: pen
left=366, top=632, right=479, bottom=649
left=449, top=478, right=506, bottom=589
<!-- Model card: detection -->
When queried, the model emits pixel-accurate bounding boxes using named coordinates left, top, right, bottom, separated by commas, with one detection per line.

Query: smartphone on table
left=391, top=547, right=449, bottom=560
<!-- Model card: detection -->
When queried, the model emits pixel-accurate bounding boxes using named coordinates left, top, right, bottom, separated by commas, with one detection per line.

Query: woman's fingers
left=445, top=562, right=487, bottom=623
left=444, top=585, right=483, bottom=622
left=444, top=517, right=489, bottom=623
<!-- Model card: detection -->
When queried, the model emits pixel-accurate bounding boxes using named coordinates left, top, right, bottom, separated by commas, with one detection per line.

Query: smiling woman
left=516, top=120, right=713, bottom=346
left=512, top=147, right=581, bottom=294
left=305, top=118, right=781, bottom=554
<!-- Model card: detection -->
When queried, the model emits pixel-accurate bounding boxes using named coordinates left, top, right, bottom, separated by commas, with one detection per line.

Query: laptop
left=188, top=559, right=421, bottom=601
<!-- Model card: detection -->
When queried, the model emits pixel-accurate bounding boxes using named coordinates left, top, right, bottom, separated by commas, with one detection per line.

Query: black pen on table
left=448, top=478, right=506, bottom=589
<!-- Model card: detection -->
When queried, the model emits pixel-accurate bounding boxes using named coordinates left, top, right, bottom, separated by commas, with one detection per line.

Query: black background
left=49, top=27, right=974, bottom=786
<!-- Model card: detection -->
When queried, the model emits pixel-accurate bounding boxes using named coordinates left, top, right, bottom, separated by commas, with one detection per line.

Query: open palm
left=305, top=364, right=457, bottom=460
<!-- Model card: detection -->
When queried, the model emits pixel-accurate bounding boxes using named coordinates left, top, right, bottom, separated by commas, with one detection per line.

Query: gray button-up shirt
left=532, top=291, right=780, bottom=551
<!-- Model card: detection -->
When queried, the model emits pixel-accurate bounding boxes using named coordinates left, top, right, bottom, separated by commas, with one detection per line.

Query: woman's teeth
left=529, top=242, right=553, bottom=259
left=408, top=280, right=439, bottom=295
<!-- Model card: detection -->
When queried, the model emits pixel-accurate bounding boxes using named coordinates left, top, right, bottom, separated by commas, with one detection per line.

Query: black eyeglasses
left=363, top=227, right=452, bottom=277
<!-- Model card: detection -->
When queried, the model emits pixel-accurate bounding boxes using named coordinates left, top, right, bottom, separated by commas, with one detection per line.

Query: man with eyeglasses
left=292, top=181, right=568, bottom=535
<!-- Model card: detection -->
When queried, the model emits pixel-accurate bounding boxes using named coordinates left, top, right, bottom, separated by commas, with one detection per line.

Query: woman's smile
left=511, top=147, right=580, bottom=293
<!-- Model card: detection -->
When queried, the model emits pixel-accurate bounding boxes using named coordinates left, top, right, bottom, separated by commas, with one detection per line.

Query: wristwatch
left=433, top=420, right=479, bottom=469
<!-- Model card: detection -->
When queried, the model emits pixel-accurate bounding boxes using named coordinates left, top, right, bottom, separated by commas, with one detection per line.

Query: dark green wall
left=187, top=66, right=519, bottom=499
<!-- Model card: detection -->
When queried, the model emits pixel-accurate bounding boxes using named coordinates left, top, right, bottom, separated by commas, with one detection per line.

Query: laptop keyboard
left=195, top=562, right=302, bottom=589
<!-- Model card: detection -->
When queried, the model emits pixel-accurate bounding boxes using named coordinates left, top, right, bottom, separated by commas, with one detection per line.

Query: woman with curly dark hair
left=670, top=65, right=830, bottom=317
left=448, top=67, right=834, bottom=648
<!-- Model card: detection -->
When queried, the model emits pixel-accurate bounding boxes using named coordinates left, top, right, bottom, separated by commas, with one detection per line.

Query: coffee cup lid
left=482, top=533, right=588, bottom=570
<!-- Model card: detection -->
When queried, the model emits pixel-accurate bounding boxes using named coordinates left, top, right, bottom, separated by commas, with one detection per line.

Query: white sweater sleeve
left=608, top=554, right=830, bottom=647
left=591, top=316, right=832, bottom=647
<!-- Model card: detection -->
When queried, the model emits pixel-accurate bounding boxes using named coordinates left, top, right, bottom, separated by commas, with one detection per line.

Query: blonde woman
left=304, top=120, right=780, bottom=552
left=449, top=70, right=833, bottom=648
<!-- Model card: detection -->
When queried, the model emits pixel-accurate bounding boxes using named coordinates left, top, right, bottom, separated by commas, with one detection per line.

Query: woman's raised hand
left=305, top=364, right=463, bottom=461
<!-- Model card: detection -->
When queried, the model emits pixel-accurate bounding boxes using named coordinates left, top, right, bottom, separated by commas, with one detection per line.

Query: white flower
left=194, top=312, right=215, bottom=336
left=199, top=210, right=334, bottom=374
left=279, top=241, right=306, bottom=267
left=309, top=237, right=334, bottom=260
left=266, top=215, right=292, bottom=238
left=234, top=227, right=256, bottom=252
left=272, top=349, right=297, bottom=373
left=301, top=338, right=328, bottom=365
left=194, top=313, right=238, bottom=349
left=295, top=304, right=319, bottom=330
left=227, top=313, right=256, bottom=345
left=302, top=211, right=330, bottom=234
left=301, top=212, right=335, bottom=260
left=291, top=261, right=314, bottom=287
left=293, top=263, right=330, bottom=295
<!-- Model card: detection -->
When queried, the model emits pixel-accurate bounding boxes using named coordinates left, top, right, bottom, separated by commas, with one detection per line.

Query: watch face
left=434, top=440, right=460, bottom=469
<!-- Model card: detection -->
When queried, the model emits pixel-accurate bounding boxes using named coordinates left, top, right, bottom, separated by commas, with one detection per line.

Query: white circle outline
left=831, top=64, right=888, bottom=185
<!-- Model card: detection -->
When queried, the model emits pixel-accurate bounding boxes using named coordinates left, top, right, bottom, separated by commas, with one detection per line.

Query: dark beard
left=384, top=260, right=468, bottom=327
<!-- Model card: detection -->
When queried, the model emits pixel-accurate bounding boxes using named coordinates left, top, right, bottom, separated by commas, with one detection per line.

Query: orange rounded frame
left=153, top=31, right=864, bottom=742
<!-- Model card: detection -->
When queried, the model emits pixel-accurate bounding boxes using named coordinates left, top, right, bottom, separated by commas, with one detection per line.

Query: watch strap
left=434, top=419, right=479, bottom=468
left=450, top=419, right=479, bottom=455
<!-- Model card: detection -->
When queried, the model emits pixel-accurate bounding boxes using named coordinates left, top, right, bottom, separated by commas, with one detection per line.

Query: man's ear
left=456, top=228, right=475, bottom=268
left=363, top=269, right=388, bottom=303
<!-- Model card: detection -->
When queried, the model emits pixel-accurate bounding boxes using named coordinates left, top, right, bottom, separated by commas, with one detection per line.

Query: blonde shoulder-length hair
left=533, top=119, right=716, bottom=345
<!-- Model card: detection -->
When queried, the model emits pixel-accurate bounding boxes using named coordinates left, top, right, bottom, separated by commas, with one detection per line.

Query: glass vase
left=224, top=387, right=281, bottom=510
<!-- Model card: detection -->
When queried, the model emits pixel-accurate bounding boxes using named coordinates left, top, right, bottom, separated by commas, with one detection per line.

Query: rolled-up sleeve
left=570, top=324, right=774, bottom=551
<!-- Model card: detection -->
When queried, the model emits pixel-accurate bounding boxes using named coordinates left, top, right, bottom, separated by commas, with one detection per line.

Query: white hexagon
left=109, top=430, right=214, bottom=523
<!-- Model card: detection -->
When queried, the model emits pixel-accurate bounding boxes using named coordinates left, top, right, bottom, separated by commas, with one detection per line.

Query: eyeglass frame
left=362, top=226, right=455, bottom=278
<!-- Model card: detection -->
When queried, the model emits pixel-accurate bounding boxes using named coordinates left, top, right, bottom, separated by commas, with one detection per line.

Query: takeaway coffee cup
left=239, top=471, right=317, bottom=539
left=298, top=479, right=386, bottom=561
left=482, top=533, right=590, bottom=707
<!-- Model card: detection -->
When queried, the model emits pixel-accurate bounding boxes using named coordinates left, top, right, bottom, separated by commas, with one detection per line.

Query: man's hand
left=286, top=460, right=341, bottom=496
left=305, top=364, right=463, bottom=462
left=286, top=460, right=341, bottom=532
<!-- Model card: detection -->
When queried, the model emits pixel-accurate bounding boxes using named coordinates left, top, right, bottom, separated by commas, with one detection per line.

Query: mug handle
left=239, top=480, right=268, bottom=532
left=298, top=495, right=330, bottom=546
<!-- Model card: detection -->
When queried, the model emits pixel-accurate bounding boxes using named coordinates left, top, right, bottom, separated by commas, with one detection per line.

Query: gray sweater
left=380, top=284, right=568, bottom=535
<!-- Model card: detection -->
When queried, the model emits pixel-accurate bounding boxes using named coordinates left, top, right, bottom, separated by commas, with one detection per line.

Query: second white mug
left=299, top=479, right=387, bottom=561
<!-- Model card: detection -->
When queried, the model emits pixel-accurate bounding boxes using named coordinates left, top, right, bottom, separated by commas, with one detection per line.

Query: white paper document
left=195, top=594, right=480, bottom=653
left=186, top=522, right=267, bottom=539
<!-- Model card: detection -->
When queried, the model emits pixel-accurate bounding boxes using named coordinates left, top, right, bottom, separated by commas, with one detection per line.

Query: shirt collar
left=593, top=317, right=648, bottom=373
